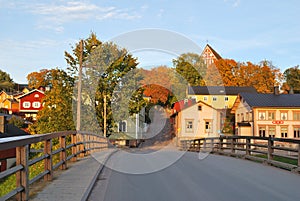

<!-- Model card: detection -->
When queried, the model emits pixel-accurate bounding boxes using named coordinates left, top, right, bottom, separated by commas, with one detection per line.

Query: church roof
left=201, top=44, right=222, bottom=60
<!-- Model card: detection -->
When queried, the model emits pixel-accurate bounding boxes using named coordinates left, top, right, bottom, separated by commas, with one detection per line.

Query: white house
left=231, top=90, right=300, bottom=138
left=172, top=100, right=223, bottom=140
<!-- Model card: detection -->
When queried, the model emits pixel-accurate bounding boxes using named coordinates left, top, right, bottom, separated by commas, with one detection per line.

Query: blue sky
left=0, top=0, right=300, bottom=83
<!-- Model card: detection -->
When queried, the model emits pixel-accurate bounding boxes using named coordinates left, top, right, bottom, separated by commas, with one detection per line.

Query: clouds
left=224, top=0, right=241, bottom=8
left=2, top=1, right=141, bottom=33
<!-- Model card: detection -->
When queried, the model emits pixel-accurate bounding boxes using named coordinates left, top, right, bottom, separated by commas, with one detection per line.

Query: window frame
left=185, top=119, right=194, bottom=133
left=280, top=126, right=288, bottom=138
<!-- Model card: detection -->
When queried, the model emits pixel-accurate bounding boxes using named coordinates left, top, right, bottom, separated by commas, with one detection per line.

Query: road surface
left=88, top=150, right=300, bottom=201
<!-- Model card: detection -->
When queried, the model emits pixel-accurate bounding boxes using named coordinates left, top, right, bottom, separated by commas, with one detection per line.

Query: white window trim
left=32, top=101, right=41, bottom=108
left=23, top=101, right=31, bottom=108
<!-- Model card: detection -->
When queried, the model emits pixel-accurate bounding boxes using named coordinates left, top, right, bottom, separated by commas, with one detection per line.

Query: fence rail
left=180, top=136, right=300, bottom=173
left=0, top=131, right=108, bottom=201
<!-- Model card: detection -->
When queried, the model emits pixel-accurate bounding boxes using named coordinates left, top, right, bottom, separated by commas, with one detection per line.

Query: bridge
left=1, top=128, right=300, bottom=200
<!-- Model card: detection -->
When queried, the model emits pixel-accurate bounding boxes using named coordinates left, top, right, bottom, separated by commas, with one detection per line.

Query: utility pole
left=76, top=40, right=83, bottom=131
left=103, top=94, right=107, bottom=137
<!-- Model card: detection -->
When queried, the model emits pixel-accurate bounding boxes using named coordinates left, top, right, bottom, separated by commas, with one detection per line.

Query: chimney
left=274, top=86, right=279, bottom=95
left=0, top=116, right=7, bottom=134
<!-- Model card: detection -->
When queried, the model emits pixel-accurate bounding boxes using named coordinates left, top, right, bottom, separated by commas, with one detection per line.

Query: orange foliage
left=205, top=59, right=282, bottom=93
left=27, top=69, right=49, bottom=89
left=140, top=66, right=174, bottom=104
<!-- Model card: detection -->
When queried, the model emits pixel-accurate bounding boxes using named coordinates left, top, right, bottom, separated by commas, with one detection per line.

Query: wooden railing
left=181, top=136, right=300, bottom=173
left=0, top=131, right=108, bottom=201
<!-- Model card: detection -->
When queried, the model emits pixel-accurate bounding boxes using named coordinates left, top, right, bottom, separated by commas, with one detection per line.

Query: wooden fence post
left=297, top=144, right=300, bottom=168
left=197, top=139, right=200, bottom=152
left=44, top=139, right=53, bottom=181
left=231, top=138, right=236, bottom=154
left=211, top=138, right=214, bottom=152
left=59, top=136, right=67, bottom=170
left=267, top=136, right=274, bottom=160
left=71, top=133, right=77, bottom=162
left=246, top=138, right=251, bottom=156
left=203, top=139, right=207, bottom=152
left=78, top=134, right=85, bottom=158
left=219, top=137, right=223, bottom=153
left=16, top=145, right=29, bottom=201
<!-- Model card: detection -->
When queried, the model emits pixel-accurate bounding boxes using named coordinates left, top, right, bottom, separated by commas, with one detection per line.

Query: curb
left=81, top=149, right=118, bottom=201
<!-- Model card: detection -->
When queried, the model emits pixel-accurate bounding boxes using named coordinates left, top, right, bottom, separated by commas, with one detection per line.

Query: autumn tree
left=140, top=66, right=187, bottom=106
left=205, top=59, right=238, bottom=86
left=173, top=53, right=207, bottom=86
left=205, top=59, right=281, bottom=93
left=283, top=65, right=300, bottom=93
left=0, top=69, right=14, bottom=91
left=29, top=69, right=75, bottom=134
left=27, top=69, right=49, bottom=89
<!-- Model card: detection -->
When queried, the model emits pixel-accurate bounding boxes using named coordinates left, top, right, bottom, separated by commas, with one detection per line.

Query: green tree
left=84, top=42, right=145, bottom=136
left=64, top=32, right=102, bottom=76
left=0, top=69, right=14, bottom=91
left=283, top=65, right=300, bottom=93
left=8, top=116, right=25, bottom=128
left=173, top=53, right=207, bottom=86
left=29, top=69, right=75, bottom=134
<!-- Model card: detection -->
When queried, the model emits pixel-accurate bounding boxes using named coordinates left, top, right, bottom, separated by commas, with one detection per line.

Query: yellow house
left=0, top=91, right=14, bottom=108
left=2, top=98, right=19, bottom=114
left=187, top=86, right=257, bottom=110
left=231, top=91, right=300, bottom=139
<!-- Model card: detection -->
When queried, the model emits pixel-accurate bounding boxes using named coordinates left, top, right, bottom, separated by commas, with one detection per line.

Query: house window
left=245, top=112, right=249, bottom=121
left=198, top=105, right=202, bottom=111
left=280, top=112, right=288, bottom=120
left=185, top=120, right=193, bottom=133
left=268, top=111, right=275, bottom=120
left=281, top=127, right=288, bottom=138
left=33, top=102, right=41, bottom=108
left=23, top=101, right=31, bottom=108
left=212, top=97, right=217, bottom=101
left=259, top=126, right=266, bottom=137
left=203, top=96, right=208, bottom=101
left=268, top=126, right=276, bottom=138
left=34, top=94, right=40, bottom=98
left=293, top=112, right=300, bottom=120
left=237, top=114, right=240, bottom=122
left=258, top=111, right=266, bottom=120
left=224, top=96, right=229, bottom=102
left=119, top=121, right=127, bottom=132
left=205, top=121, right=212, bottom=133
left=294, top=127, right=300, bottom=138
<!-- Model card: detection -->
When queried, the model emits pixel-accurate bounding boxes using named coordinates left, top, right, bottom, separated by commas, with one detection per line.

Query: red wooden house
left=18, top=89, right=45, bottom=120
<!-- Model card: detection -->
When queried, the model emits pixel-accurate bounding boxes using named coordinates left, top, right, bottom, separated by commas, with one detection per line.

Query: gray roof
left=240, top=92, right=300, bottom=107
left=188, top=86, right=257, bottom=95
left=0, top=124, right=30, bottom=138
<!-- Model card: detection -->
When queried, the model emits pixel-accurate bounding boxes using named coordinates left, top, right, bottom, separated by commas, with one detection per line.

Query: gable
left=18, top=89, right=45, bottom=100
left=200, top=44, right=222, bottom=64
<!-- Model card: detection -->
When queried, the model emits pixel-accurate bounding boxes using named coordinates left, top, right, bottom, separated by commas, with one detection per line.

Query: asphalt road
left=88, top=151, right=300, bottom=201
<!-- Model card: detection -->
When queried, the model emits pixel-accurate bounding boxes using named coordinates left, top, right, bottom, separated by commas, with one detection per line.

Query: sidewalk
left=32, top=148, right=116, bottom=201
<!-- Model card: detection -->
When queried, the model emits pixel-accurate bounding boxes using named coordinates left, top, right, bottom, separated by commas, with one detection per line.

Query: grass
left=254, top=154, right=298, bottom=166
left=0, top=151, right=62, bottom=198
